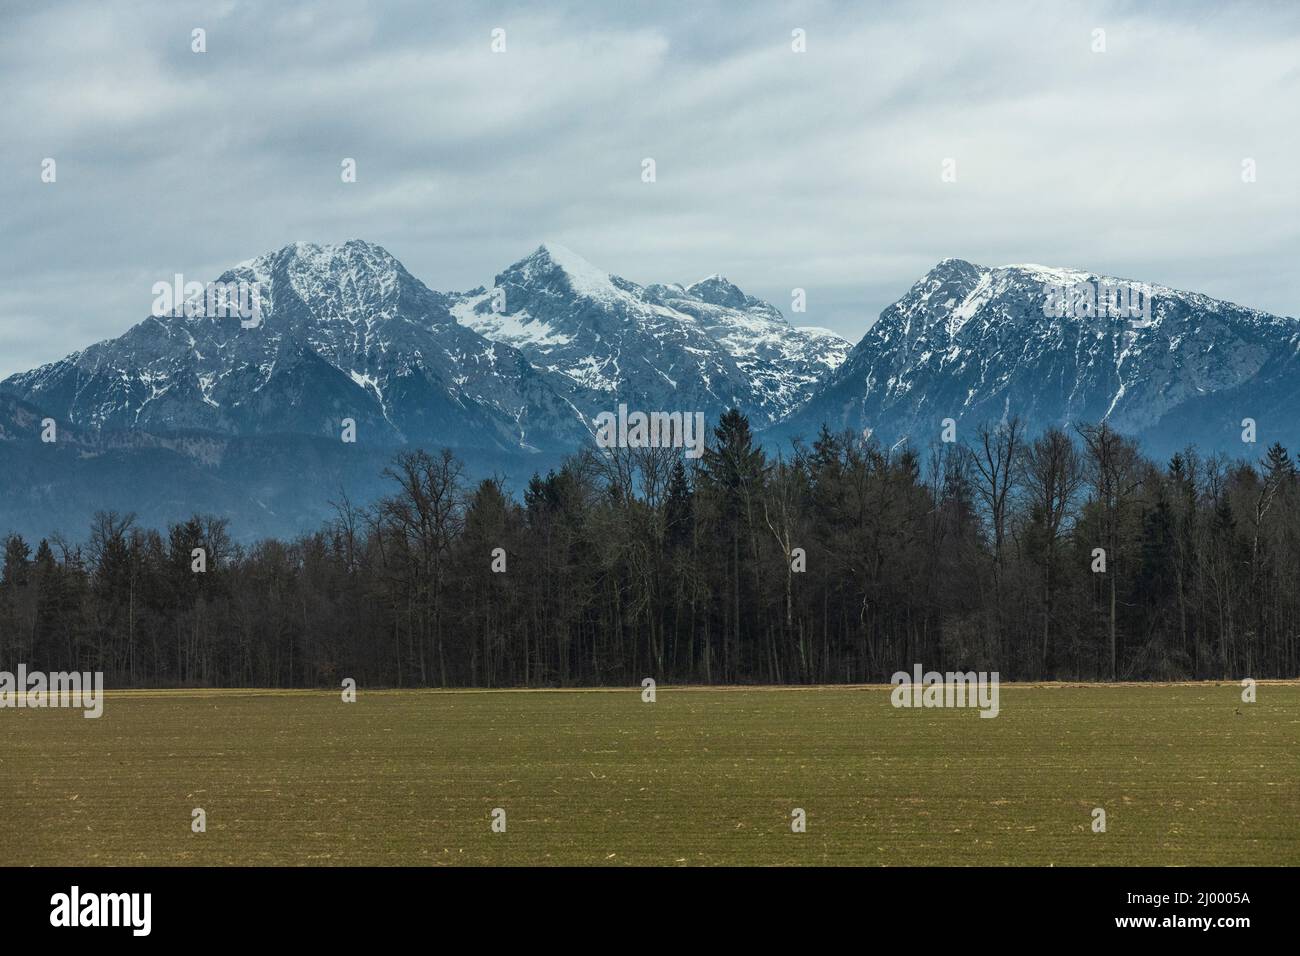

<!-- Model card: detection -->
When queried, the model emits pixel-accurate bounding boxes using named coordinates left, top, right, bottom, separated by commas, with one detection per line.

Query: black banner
left=0, top=866, right=1281, bottom=942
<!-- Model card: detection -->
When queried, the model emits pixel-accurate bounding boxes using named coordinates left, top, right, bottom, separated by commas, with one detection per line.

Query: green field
left=1, top=683, right=1297, bottom=866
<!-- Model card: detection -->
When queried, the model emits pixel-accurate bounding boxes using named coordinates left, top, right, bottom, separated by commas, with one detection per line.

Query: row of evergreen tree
left=3, top=411, right=1298, bottom=687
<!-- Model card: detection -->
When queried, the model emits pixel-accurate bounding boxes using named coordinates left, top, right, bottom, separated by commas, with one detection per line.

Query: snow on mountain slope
left=2, top=241, right=590, bottom=452
left=779, top=258, right=1300, bottom=456
left=451, top=244, right=849, bottom=423
left=14, top=243, right=1281, bottom=467
left=647, top=275, right=850, bottom=419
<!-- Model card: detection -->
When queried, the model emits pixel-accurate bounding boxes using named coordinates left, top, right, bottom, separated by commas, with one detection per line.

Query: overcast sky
left=2, top=0, right=1298, bottom=378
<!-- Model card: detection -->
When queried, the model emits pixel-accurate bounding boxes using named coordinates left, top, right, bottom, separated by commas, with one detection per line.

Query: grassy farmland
left=1, top=683, right=1297, bottom=866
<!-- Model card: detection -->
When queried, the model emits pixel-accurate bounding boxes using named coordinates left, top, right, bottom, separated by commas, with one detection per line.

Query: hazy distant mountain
left=0, top=389, right=422, bottom=544
left=778, top=258, right=1300, bottom=457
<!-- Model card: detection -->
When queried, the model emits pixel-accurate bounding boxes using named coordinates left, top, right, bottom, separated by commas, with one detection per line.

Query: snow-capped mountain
left=2, top=240, right=591, bottom=453
left=8, top=243, right=1294, bottom=543
left=0, top=240, right=852, bottom=539
left=645, top=276, right=849, bottom=418
left=449, top=243, right=849, bottom=425
left=780, top=258, right=1300, bottom=455
left=4, top=239, right=848, bottom=459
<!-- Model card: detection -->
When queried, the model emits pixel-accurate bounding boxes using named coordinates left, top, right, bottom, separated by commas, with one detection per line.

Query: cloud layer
left=2, top=0, right=1298, bottom=378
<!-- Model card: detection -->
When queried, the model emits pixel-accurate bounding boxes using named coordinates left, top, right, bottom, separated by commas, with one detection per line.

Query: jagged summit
left=453, top=245, right=849, bottom=422
left=502, top=242, right=621, bottom=305
left=217, top=239, right=418, bottom=327
left=685, top=274, right=756, bottom=311
left=231, top=239, right=404, bottom=282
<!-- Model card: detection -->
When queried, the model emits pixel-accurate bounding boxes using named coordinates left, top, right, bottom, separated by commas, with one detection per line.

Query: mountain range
left=2, top=241, right=1296, bottom=541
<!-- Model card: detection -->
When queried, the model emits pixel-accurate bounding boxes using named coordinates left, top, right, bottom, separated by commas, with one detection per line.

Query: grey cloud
left=2, top=0, right=1297, bottom=378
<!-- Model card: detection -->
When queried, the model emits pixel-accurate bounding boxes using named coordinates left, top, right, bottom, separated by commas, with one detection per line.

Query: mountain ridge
left=777, top=257, right=1300, bottom=458
left=4, top=243, right=1298, bottom=541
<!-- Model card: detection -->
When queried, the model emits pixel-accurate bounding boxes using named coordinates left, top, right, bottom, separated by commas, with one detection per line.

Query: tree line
left=2, top=410, right=1298, bottom=687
